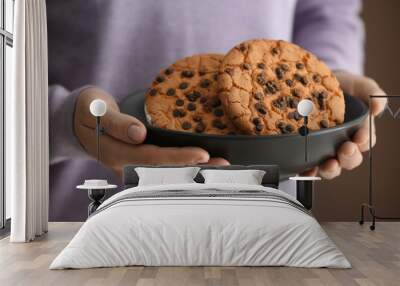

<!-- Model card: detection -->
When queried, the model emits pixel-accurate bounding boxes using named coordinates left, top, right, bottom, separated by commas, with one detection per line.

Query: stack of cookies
left=145, top=39, right=345, bottom=136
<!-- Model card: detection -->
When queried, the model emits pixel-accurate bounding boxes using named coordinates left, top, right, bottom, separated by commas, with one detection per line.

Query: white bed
left=50, top=182, right=350, bottom=269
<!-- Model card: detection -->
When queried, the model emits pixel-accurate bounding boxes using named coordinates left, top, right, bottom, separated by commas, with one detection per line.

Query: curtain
left=9, top=0, right=49, bottom=242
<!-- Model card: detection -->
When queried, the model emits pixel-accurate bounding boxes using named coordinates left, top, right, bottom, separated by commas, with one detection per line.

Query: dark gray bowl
left=120, top=91, right=368, bottom=178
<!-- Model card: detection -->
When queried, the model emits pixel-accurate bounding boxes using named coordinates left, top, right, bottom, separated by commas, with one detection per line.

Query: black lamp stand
left=299, top=116, right=309, bottom=162
left=359, top=95, right=400, bottom=230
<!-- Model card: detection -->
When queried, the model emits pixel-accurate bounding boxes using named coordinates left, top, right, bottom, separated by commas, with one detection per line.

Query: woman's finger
left=76, top=124, right=211, bottom=167
left=318, top=159, right=342, bottom=180
left=205, top=158, right=231, bottom=166
left=352, top=116, right=376, bottom=152
left=299, top=167, right=319, bottom=177
left=337, top=141, right=363, bottom=170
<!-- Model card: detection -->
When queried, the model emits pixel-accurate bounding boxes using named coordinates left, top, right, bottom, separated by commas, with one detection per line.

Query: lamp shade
left=297, top=99, right=314, bottom=117
left=89, top=99, right=107, bottom=117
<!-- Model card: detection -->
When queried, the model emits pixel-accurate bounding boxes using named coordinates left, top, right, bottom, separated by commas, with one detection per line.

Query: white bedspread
left=50, top=183, right=350, bottom=269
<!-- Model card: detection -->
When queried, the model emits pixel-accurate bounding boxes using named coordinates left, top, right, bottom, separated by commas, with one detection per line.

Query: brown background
left=314, top=0, right=400, bottom=221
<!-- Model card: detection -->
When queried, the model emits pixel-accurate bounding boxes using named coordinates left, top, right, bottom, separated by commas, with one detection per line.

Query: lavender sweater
left=47, top=0, right=364, bottom=221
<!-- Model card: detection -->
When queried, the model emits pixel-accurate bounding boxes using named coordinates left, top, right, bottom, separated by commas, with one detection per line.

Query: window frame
left=0, top=0, right=13, bottom=233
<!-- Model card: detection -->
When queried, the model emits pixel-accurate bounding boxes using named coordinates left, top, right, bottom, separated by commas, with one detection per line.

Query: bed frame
left=122, top=165, right=313, bottom=209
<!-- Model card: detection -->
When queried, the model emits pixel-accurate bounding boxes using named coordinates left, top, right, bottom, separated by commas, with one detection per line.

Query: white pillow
left=200, top=169, right=266, bottom=185
left=135, top=167, right=200, bottom=186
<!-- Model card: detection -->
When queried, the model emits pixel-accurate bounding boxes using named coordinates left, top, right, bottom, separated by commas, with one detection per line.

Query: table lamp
left=297, top=99, right=314, bottom=162
left=290, top=99, right=320, bottom=210
left=89, top=99, right=107, bottom=162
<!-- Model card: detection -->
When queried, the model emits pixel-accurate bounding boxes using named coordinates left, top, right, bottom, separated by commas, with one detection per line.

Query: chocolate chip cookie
left=145, top=54, right=238, bottom=135
left=218, top=39, right=345, bottom=135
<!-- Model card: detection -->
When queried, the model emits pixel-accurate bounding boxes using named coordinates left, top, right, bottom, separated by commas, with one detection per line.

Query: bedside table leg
left=296, top=181, right=313, bottom=210
left=87, top=189, right=106, bottom=217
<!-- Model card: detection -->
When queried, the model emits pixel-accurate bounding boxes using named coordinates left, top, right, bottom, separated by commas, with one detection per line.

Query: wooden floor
left=0, top=222, right=399, bottom=286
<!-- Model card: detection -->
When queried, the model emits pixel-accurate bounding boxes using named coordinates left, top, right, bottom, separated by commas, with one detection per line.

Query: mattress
left=50, top=183, right=350, bottom=269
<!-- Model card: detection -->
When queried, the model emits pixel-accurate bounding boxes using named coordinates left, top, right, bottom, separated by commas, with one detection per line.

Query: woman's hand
left=74, top=87, right=229, bottom=177
left=302, top=71, right=387, bottom=179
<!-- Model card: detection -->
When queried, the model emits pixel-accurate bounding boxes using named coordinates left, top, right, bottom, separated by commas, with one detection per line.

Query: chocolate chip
left=296, top=63, right=304, bottom=70
left=300, top=77, right=308, bottom=86
left=149, top=88, right=157, bottom=96
left=265, top=81, right=278, bottom=94
left=318, top=91, right=327, bottom=99
left=255, top=124, right=264, bottom=132
left=213, top=108, right=224, bottom=117
left=179, top=82, right=189, bottom=89
left=294, top=74, right=308, bottom=86
left=255, top=102, right=267, bottom=115
left=195, top=122, right=206, bottom=133
left=166, top=88, right=176, bottom=96
left=193, top=115, right=202, bottom=122
left=257, top=73, right=266, bottom=86
left=200, top=79, right=211, bottom=88
left=271, top=47, right=279, bottom=55
left=210, top=98, right=221, bottom=108
left=186, top=91, right=201, bottom=102
left=292, top=89, right=301, bottom=98
left=181, top=70, right=194, bottom=78
left=200, top=96, right=208, bottom=104
left=199, top=70, right=207, bottom=76
left=193, top=91, right=202, bottom=99
left=285, top=124, right=295, bottom=133
left=317, top=92, right=327, bottom=110
left=288, top=111, right=301, bottom=121
left=187, top=102, right=196, bottom=111
left=275, top=67, right=284, bottom=80
left=318, top=97, right=326, bottom=110
left=320, top=119, right=329, bottom=128
left=186, top=94, right=196, bottom=102
left=156, top=75, right=165, bottom=83
left=213, top=74, right=219, bottom=81
left=254, top=92, right=263, bottom=100
left=286, top=79, right=294, bottom=87
left=165, top=68, right=174, bottom=75
left=280, top=64, right=289, bottom=71
left=202, top=103, right=213, bottom=113
left=173, top=109, right=186, bottom=118
left=243, top=63, right=251, bottom=70
left=288, top=97, right=299, bottom=109
left=313, top=74, right=322, bottom=83
left=225, top=68, right=234, bottom=76
left=281, top=127, right=291, bottom=134
left=272, top=97, right=287, bottom=110
left=173, top=109, right=180, bottom=117
left=276, top=121, right=286, bottom=130
left=239, top=43, right=247, bottom=52
left=212, top=119, right=227, bottom=130
left=252, top=117, right=261, bottom=125
left=257, top=63, right=265, bottom=69
left=277, top=122, right=291, bottom=134
left=182, top=122, right=192, bottom=130
left=176, top=99, right=184, bottom=106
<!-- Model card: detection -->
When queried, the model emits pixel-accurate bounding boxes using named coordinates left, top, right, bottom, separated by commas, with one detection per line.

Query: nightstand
left=289, top=176, right=321, bottom=210
left=77, top=180, right=117, bottom=217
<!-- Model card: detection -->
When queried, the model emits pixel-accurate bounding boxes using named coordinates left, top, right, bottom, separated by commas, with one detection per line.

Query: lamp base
left=296, top=180, right=313, bottom=210
left=87, top=189, right=106, bottom=217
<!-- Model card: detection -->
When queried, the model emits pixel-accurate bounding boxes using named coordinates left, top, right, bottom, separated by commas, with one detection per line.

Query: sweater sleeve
left=49, top=85, right=93, bottom=164
left=293, top=0, right=365, bottom=75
